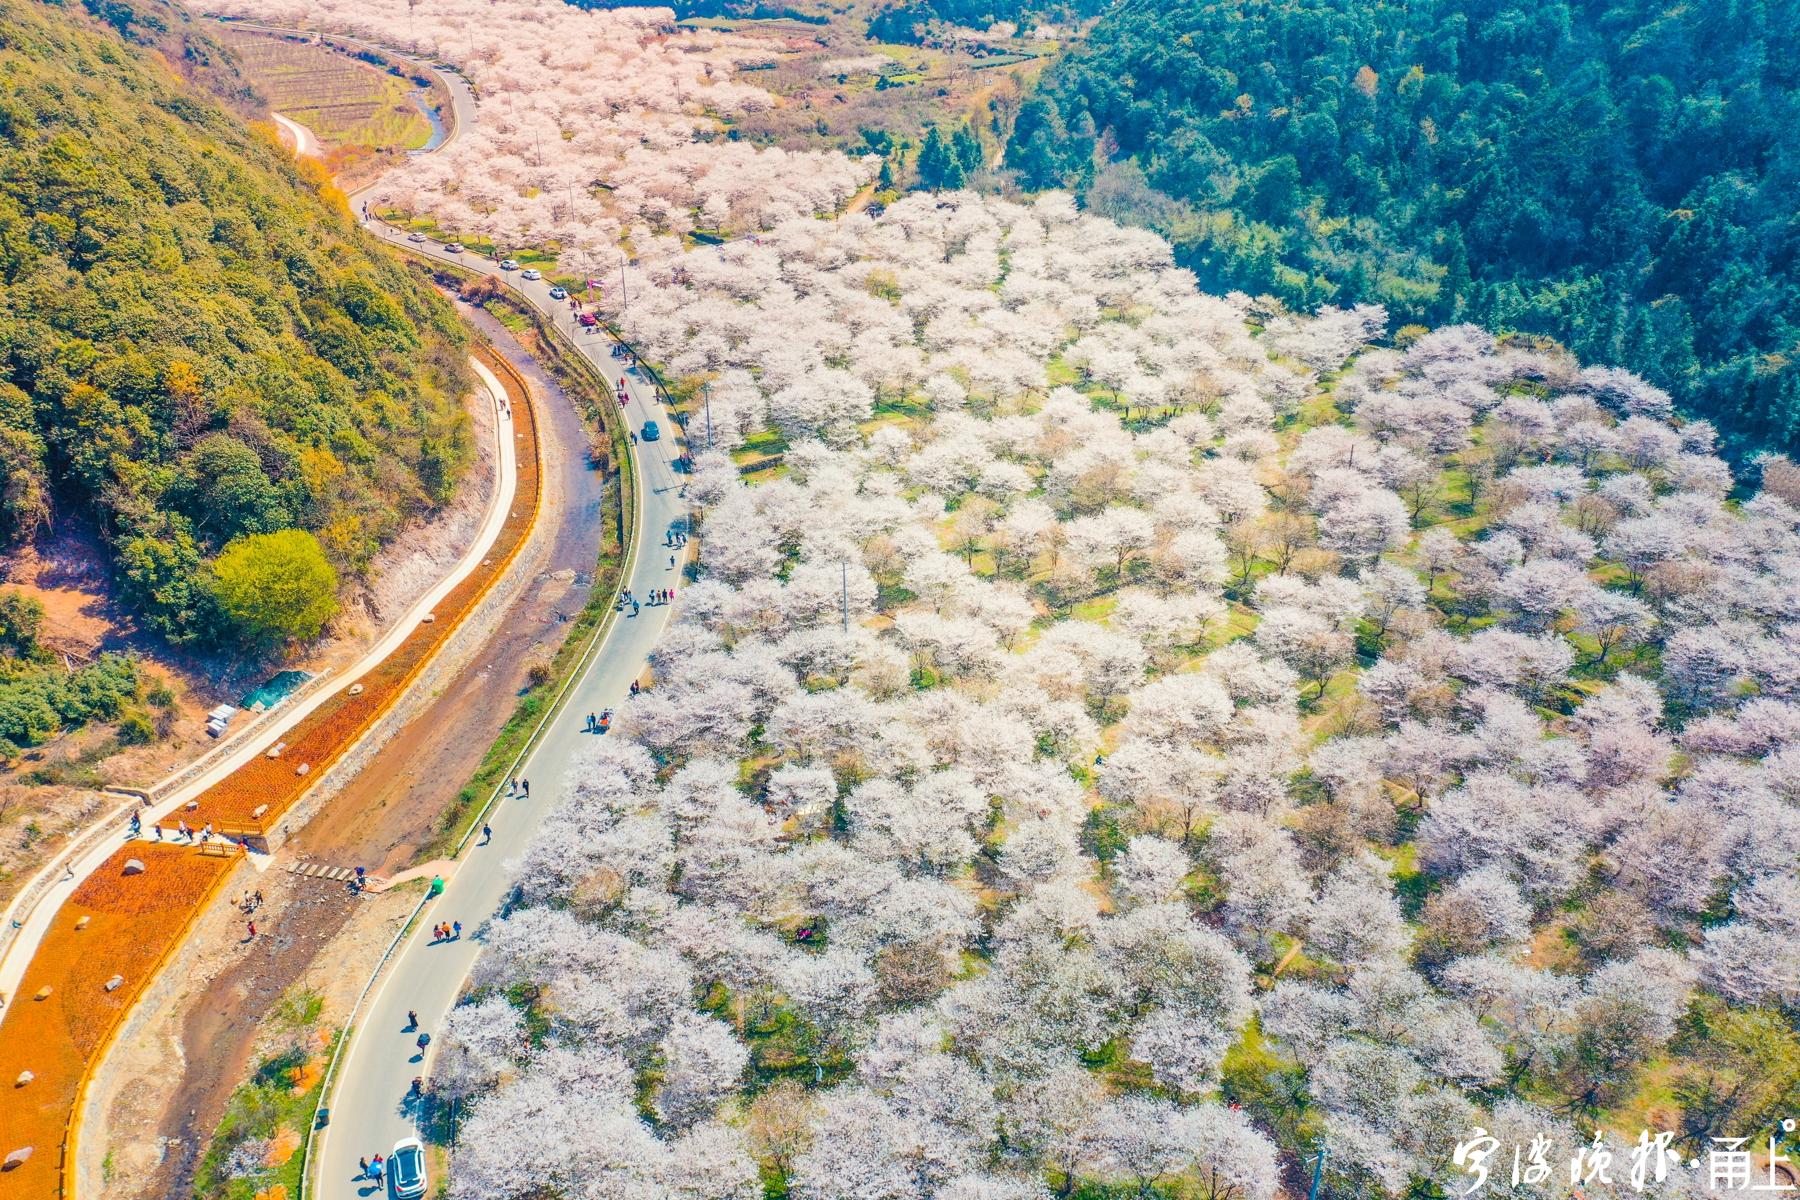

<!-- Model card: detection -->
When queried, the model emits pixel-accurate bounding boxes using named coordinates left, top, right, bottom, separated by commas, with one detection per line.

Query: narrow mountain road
left=271, top=110, right=323, bottom=158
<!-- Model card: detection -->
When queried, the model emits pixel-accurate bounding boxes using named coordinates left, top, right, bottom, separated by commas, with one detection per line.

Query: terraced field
left=221, top=28, right=433, bottom=150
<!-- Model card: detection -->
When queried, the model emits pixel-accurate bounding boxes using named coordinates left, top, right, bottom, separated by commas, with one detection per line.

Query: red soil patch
left=0, top=845, right=232, bottom=1197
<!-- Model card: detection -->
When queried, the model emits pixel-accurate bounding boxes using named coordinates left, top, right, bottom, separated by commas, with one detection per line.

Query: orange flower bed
left=172, top=344, right=542, bottom=832
left=0, top=845, right=232, bottom=1197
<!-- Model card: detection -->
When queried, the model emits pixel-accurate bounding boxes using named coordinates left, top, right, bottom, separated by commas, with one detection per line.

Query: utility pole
left=841, top=562, right=850, bottom=635
left=618, top=250, right=629, bottom=315
left=1307, top=1140, right=1329, bottom=1200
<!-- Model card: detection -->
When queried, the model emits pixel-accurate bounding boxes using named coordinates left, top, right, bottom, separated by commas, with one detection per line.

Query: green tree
left=916, top=126, right=966, bottom=191
left=0, top=590, right=45, bottom=657
left=210, top=529, right=340, bottom=649
left=0, top=688, right=60, bottom=747
left=951, top=125, right=984, bottom=178
left=1014, top=0, right=1800, bottom=461
left=0, top=0, right=473, bottom=639
left=169, top=434, right=292, bottom=546
left=1010, top=95, right=1080, bottom=189
left=116, top=522, right=210, bottom=644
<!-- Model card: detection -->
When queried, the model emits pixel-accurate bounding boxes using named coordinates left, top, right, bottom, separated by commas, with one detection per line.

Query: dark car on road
left=641, top=420, right=661, bottom=442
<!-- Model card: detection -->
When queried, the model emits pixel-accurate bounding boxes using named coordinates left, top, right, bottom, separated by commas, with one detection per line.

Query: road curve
left=212, top=16, right=478, bottom=162
left=271, top=110, right=323, bottom=158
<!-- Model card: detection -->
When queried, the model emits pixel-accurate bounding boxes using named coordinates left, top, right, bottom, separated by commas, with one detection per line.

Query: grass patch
left=192, top=1023, right=339, bottom=1200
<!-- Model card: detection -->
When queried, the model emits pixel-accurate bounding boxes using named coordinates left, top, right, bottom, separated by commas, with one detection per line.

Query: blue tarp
left=238, top=670, right=313, bottom=713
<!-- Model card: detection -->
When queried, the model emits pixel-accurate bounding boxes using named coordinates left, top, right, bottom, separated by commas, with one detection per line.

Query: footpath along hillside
left=0, top=345, right=541, bottom=1199
left=166, top=348, right=539, bottom=836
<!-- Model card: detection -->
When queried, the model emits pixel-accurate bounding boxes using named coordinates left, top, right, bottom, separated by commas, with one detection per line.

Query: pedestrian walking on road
left=155, top=825, right=163, bottom=842
left=521, top=778, right=530, bottom=798
left=358, top=1156, right=369, bottom=1179
left=407, top=1009, right=418, bottom=1030
left=246, top=920, right=256, bottom=939
left=669, top=555, right=676, bottom=569
left=481, top=823, right=492, bottom=845
left=453, top=920, right=462, bottom=939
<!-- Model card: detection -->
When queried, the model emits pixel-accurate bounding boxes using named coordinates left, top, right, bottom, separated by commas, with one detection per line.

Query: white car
left=521, top=267, right=543, bottom=281
left=443, top=242, right=464, bottom=254
left=407, top=231, right=428, bottom=243
left=389, top=1137, right=427, bottom=1199
left=499, top=258, right=520, bottom=271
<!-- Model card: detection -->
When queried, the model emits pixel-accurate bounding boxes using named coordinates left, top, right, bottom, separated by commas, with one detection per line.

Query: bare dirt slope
left=92, top=307, right=608, bottom=1200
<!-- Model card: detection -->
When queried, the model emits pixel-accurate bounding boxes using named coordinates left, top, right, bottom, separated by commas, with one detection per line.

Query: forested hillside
left=866, top=0, right=1104, bottom=41
left=1011, top=0, right=1800, bottom=463
left=0, top=0, right=472, bottom=649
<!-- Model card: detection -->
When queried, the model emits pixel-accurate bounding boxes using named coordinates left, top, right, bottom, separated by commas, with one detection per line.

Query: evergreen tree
left=916, top=126, right=965, bottom=191
left=952, top=125, right=984, bottom=178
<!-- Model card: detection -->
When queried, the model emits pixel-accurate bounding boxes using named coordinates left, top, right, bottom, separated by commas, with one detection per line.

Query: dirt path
left=94, top=308, right=609, bottom=1200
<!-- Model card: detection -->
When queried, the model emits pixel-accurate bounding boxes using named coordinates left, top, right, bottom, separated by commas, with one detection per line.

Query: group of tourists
left=619, top=586, right=673, bottom=616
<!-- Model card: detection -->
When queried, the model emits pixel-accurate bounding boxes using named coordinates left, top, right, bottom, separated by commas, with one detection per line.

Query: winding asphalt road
left=317, top=133, right=691, bottom=1200
left=311, top=231, right=688, bottom=1195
